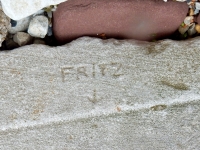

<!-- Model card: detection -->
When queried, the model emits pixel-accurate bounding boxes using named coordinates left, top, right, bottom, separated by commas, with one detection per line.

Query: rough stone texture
left=28, top=16, right=49, bottom=38
left=53, top=0, right=189, bottom=44
left=0, top=5, right=10, bottom=47
left=1, top=0, right=67, bottom=20
left=8, top=16, right=32, bottom=34
left=0, top=37, right=200, bottom=149
left=13, top=32, right=33, bottom=46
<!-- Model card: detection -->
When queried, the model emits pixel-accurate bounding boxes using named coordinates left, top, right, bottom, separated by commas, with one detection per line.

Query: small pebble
left=178, top=24, right=190, bottom=35
left=13, top=32, right=33, bottom=46
left=188, top=23, right=196, bottom=36
left=28, top=15, right=49, bottom=38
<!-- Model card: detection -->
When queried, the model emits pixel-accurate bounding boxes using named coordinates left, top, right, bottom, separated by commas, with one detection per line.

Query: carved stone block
left=0, top=37, right=200, bottom=149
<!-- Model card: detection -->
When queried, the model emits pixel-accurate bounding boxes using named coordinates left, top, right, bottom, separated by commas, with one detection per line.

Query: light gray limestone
left=1, top=0, right=67, bottom=20
left=28, top=16, right=48, bottom=38
left=0, top=37, right=200, bottom=149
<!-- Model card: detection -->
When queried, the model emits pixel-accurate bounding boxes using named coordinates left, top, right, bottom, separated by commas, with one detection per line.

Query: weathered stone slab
left=0, top=37, right=200, bottom=149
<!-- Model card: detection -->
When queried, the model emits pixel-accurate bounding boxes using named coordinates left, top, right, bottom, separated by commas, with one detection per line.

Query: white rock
left=0, top=37, right=200, bottom=149
left=1, top=0, right=67, bottom=20
left=28, top=16, right=48, bottom=38
left=13, top=32, right=33, bottom=46
left=8, top=16, right=32, bottom=34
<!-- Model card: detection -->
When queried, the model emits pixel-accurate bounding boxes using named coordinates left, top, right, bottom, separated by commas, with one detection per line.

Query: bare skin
left=53, top=0, right=189, bottom=44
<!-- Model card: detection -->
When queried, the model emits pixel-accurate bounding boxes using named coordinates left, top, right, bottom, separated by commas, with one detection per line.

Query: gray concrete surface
left=0, top=37, right=200, bottom=149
